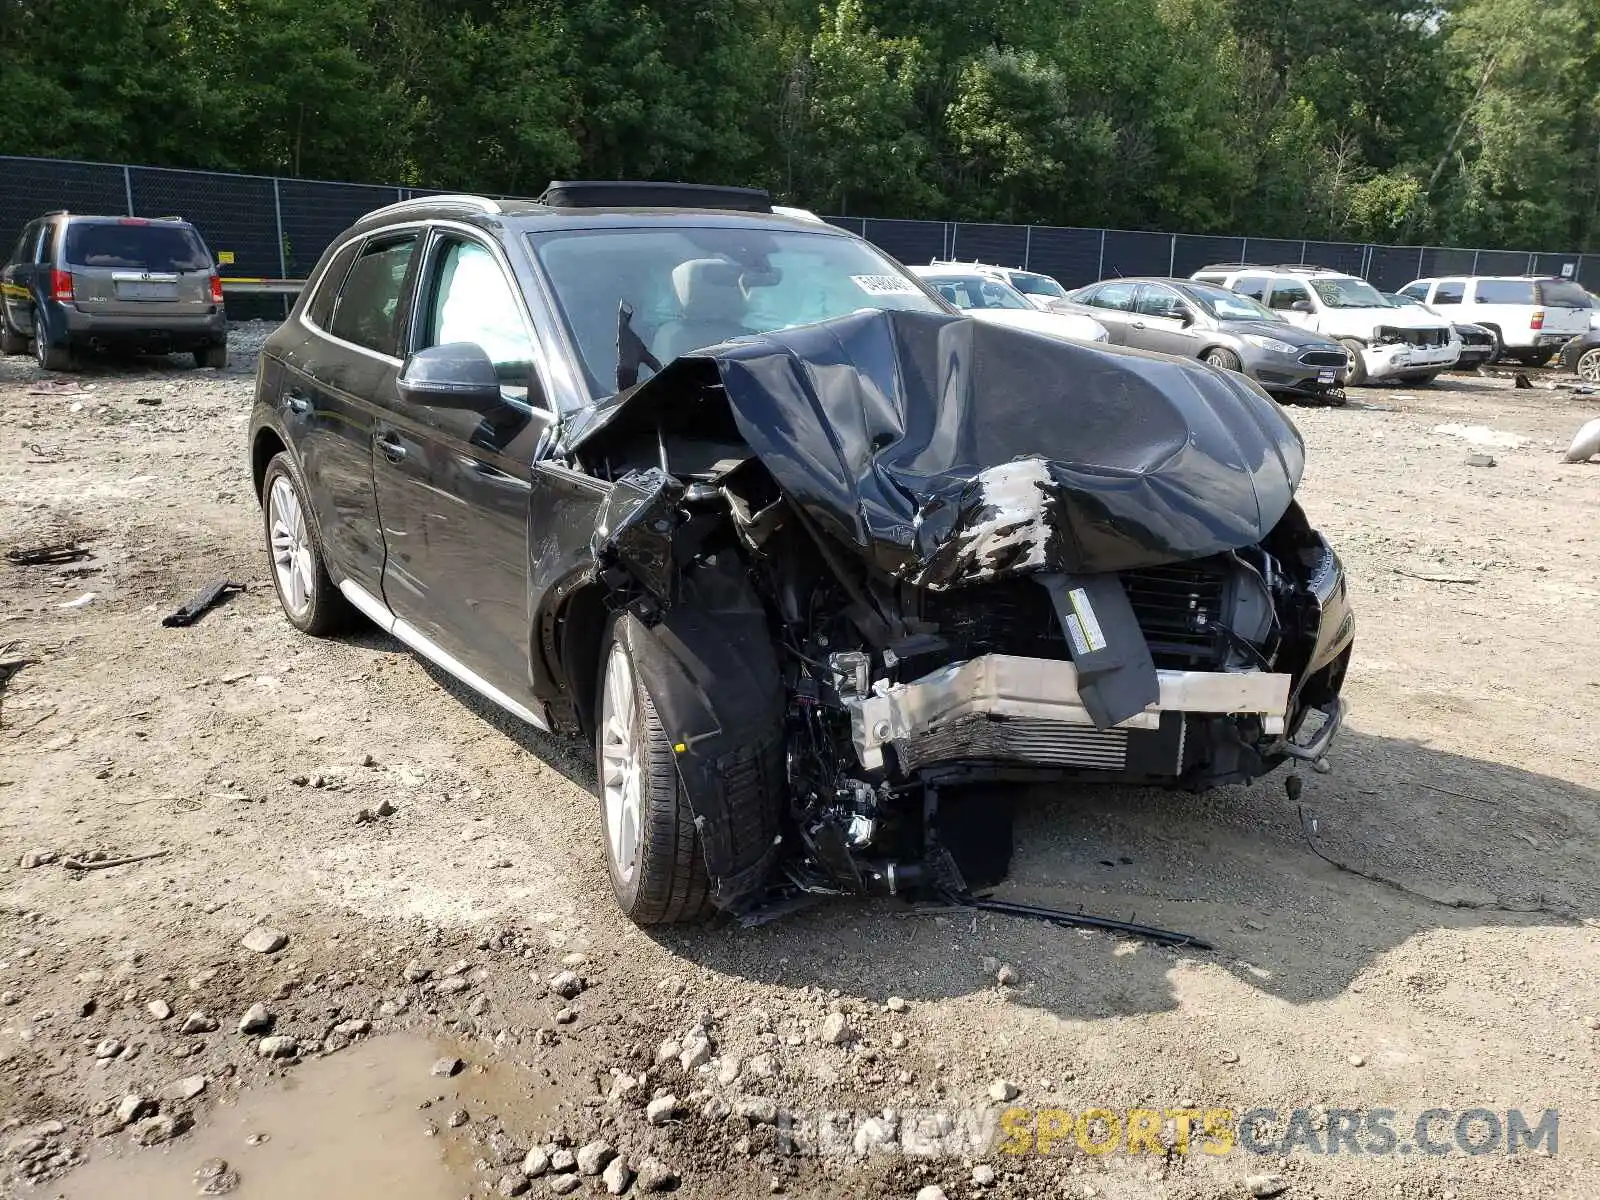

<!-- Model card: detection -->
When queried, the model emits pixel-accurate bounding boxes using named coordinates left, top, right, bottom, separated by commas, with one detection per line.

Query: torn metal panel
left=589, top=467, right=682, bottom=615
left=569, top=309, right=1305, bottom=588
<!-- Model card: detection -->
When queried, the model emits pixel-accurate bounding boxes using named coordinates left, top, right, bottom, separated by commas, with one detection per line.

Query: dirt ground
left=2, top=328, right=1598, bottom=1200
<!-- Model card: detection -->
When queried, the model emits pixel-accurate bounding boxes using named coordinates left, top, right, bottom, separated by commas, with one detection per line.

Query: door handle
left=376, top=433, right=408, bottom=463
left=284, top=391, right=311, bottom=415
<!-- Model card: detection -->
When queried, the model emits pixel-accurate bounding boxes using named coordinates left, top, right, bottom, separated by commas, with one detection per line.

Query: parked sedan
left=1067, top=278, right=1350, bottom=403
left=909, top=268, right=1109, bottom=342
left=1558, top=331, right=1600, bottom=382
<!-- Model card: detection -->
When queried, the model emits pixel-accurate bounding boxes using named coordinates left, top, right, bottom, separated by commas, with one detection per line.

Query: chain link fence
left=4, top=155, right=1595, bottom=314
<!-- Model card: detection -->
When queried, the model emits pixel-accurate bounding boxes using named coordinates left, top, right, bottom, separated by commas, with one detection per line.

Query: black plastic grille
left=1120, top=560, right=1227, bottom=667
left=1298, top=350, right=1348, bottom=367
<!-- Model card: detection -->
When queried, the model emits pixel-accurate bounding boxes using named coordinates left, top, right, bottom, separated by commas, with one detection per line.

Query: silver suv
left=1, top=211, right=227, bottom=371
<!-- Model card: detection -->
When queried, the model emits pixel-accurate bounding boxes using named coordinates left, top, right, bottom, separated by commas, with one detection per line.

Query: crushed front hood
left=571, top=309, right=1305, bottom=586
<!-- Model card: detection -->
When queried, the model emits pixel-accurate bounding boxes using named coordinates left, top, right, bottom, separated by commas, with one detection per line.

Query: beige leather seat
left=654, top=259, right=754, bottom=362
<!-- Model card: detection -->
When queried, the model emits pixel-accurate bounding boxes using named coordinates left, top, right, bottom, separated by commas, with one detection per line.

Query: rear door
left=378, top=227, right=555, bottom=701
left=1076, top=281, right=1140, bottom=344
left=62, top=219, right=215, bottom=320
left=280, top=230, right=420, bottom=599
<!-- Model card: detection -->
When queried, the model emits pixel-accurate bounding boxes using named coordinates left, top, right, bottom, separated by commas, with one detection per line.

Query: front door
left=379, top=229, right=556, bottom=705
left=1130, top=283, right=1204, bottom=357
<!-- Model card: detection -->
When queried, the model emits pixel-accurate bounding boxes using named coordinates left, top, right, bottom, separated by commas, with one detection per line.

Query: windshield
left=1185, top=282, right=1283, bottom=323
left=64, top=222, right=211, bottom=271
left=1309, top=276, right=1391, bottom=308
left=529, top=226, right=944, bottom=396
left=1007, top=271, right=1068, bottom=299
left=922, top=274, right=1032, bottom=311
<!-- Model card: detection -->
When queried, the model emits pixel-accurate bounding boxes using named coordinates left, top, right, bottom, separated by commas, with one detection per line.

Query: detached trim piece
left=848, top=654, right=1291, bottom=770
left=338, top=581, right=549, bottom=731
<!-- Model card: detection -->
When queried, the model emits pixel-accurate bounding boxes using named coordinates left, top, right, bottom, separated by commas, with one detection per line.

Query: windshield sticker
left=852, top=274, right=920, bottom=296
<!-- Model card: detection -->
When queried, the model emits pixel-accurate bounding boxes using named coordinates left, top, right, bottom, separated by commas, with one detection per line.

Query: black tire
left=1397, top=371, right=1440, bottom=385
left=260, top=452, right=355, bottom=637
left=34, top=333, right=73, bottom=372
left=0, top=318, right=26, bottom=355
left=1202, top=346, right=1242, bottom=372
left=1514, top=348, right=1553, bottom=368
left=595, top=616, right=714, bottom=925
left=195, top=342, right=228, bottom=369
left=1479, top=325, right=1504, bottom=361
left=1338, top=339, right=1367, bottom=387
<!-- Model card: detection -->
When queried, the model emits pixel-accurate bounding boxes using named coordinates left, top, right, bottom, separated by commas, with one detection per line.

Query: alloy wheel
left=267, top=475, right=315, bottom=619
left=600, top=640, right=643, bottom=885
left=1578, top=348, right=1600, bottom=384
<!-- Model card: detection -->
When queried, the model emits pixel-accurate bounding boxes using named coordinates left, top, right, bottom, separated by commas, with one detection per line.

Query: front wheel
left=596, top=618, right=714, bottom=926
left=195, top=342, right=228, bottom=369
left=1203, top=346, right=1242, bottom=373
left=1397, top=371, right=1440, bottom=385
left=1514, top=349, right=1554, bottom=368
left=1338, top=339, right=1367, bottom=387
left=1577, top=347, right=1600, bottom=383
left=260, top=453, right=354, bottom=636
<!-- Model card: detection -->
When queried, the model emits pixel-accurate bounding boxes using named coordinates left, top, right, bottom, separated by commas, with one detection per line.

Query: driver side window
left=420, top=237, right=536, bottom=401
left=1135, top=287, right=1186, bottom=320
left=1268, top=282, right=1311, bottom=311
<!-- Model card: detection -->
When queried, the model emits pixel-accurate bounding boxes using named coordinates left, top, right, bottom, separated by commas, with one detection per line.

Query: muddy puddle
left=61, top=1033, right=556, bottom=1199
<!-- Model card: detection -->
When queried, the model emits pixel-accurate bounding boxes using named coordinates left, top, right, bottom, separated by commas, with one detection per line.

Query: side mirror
left=1290, top=300, right=1314, bottom=314
left=1177, top=308, right=1195, bottom=326
left=397, top=342, right=503, bottom=410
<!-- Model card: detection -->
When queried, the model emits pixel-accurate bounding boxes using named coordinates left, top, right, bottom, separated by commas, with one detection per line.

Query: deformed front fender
left=617, top=556, right=787, bottom=911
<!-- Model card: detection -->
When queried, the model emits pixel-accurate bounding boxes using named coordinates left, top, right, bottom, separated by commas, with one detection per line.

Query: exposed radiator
left=894, top=714, right=1129, bottom=773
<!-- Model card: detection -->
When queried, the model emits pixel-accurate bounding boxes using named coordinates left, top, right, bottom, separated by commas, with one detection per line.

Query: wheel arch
left=251, top=426, right=288, bottom=501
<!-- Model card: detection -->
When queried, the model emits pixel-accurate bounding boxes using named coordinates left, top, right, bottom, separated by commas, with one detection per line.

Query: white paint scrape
left=928, top=456, right=1053, bottom=580
left=1432, top=423, right=1529, bottom=450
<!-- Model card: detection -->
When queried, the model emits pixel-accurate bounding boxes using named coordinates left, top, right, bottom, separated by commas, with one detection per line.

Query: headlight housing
left=1242, top=334, right=1296, bottom=355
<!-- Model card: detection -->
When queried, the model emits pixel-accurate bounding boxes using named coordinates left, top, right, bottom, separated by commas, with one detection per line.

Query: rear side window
left=10, top=222, right=36, bottom=264
left=306, top=240, right=361, bottom=329
left=38, top=222, right=57, bottom=264
left=1432, top=281, right=1465, bottom=304
left=1536, top=280, right=1590, bottom=308
left=1474, top=280, right=1535, bottom=304
left=64, top=222, right=211, bottom=271
left=1089, top=281, right=1139, bottom=310
left=327, top=235, right=418, bottom=357
left=1399, top=283, right=1431, bottom=301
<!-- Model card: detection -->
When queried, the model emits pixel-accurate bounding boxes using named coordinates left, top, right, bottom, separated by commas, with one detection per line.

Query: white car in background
left=1397, top=275, right=1592, bottom=365
left=927, top=260, right=1077, bottom=312
left=1191, top=264, right=1459, bottom=385
left=911, top=267, right=1109, bottom=342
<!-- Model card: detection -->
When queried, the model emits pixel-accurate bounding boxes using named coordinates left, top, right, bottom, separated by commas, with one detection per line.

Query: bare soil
left=2, top=331, right=1598, bottom=1200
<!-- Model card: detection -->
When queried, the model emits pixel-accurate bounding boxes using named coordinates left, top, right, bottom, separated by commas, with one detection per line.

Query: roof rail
left=1194, top=262, right=1267, bottom=271
left=363, top=194, right=502, bottom=220
left=539, top=180, right=771, bottom=212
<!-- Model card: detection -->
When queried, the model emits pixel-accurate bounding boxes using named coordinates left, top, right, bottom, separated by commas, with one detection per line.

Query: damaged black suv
left=248, top=182, right=1354, bottom=926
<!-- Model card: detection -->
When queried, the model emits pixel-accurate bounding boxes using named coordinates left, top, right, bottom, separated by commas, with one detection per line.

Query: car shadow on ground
left=355, top=635, right=1598, bottom=1021
left=653, top=729, right=1600, bottom=1021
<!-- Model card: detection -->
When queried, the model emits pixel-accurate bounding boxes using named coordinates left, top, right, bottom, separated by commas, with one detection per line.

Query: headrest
left=672, top=258, right=747, bottom=320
